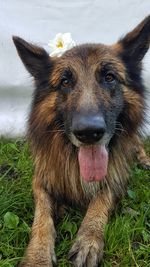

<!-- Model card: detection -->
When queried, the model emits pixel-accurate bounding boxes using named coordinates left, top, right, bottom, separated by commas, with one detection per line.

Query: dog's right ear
left=118, top=16, right=150, bottom=63
left=12, top=36, right=51, bottom=79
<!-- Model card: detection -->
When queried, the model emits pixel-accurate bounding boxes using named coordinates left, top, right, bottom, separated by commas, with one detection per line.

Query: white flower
left=48, top=33, right=76, bottom=57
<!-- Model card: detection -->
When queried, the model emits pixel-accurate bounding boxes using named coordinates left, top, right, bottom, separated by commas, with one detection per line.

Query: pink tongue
left=78, top=145, right=108, bottom=182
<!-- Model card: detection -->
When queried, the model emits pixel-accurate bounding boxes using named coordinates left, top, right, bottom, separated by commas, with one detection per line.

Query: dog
left=13, top=16, right=150, bottom=267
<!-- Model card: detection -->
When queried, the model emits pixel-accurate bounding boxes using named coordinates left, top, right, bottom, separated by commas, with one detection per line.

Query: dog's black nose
left=72, top=114, right=106, bottom=144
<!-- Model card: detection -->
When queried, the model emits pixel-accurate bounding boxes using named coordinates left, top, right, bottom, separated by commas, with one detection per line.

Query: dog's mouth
left=67, top=113, right=112, bottom=182
left=69, top=132, right=110, bottom=182
left=78, top=144, right=108, bottom=182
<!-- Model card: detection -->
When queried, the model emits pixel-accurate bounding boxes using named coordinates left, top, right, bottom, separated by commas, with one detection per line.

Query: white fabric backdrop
left=0, top=0, right=150, bottom=137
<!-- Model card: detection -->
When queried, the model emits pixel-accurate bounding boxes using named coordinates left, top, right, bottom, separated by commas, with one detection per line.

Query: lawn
left=0, top=138, right=150, bottom=267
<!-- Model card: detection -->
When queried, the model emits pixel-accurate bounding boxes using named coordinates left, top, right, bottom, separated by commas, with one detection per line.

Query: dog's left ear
left=12, top=36, right=51, bottom=80
left=118, top=16, right=150, bottom=63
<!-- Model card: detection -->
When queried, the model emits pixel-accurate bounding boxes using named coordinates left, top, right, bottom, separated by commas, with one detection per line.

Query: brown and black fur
left=13, top=16, right=150, bottom=267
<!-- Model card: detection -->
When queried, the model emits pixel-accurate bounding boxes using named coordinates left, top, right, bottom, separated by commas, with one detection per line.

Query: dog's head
left=13, top=16, right=150, bottom=182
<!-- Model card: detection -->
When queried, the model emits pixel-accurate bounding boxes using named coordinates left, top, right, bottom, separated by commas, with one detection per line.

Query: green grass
left=0, top=138, right=149, bottom=267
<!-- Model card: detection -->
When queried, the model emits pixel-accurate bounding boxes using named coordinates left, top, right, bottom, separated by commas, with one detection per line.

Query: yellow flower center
left=57, top=39, right=63, bottom=48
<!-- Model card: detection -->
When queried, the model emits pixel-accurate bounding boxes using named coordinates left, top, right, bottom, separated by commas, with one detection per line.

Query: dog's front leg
left=20, top=178, right=56, bottom=267
left=69, top=190, right=113, bottom=267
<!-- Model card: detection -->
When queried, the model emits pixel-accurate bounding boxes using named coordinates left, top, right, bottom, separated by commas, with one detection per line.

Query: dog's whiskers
left=115, top=122, right=127, bottom=134
left=46, top=129, right=65, bottom=133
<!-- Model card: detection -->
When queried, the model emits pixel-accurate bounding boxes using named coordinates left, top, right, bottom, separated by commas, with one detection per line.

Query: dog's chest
left=80, top=177, right=103, bottom=198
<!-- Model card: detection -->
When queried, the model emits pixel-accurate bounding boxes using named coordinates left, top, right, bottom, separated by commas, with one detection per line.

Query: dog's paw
left=138, top=156, right=150, bottom=170
left=68, top=234, right=104, bottom=267
left=141, top=163, right=150, bottom=170
left=19, top=260, right=56, bottom=267
left=142, top=161, right=150, bottom=170
left=19, top=251, right=57, bottom=267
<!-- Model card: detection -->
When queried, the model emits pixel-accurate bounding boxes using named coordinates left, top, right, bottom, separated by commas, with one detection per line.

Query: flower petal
left=48, top=32, right=76, bottom=57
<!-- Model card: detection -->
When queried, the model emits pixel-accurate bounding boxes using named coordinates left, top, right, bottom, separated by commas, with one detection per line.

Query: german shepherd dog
left=13, top=16, right=150, bottom=267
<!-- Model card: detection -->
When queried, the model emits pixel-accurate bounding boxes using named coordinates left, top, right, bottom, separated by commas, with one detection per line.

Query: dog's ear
left=118, top=16, right=150, bottom=63
left=13, top=36, right=51, bottom=79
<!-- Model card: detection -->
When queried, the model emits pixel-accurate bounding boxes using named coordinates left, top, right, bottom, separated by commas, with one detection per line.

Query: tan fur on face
left=32, top=92, right=57, bottom=123
left=123, top=87, right=144, bottom=127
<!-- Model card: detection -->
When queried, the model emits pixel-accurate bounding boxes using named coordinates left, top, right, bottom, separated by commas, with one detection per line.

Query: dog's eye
left=105, top=72, right=116, bottom=83
left=61, top=78, right=70, bottom=88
